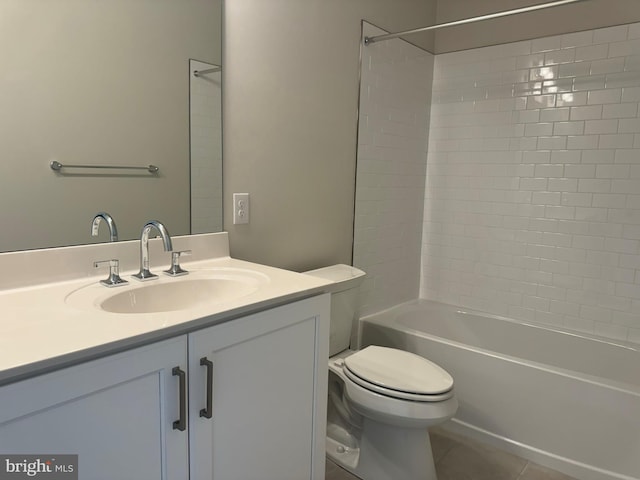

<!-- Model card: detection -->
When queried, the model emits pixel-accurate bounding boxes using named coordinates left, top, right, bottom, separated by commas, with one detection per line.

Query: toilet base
left=328, top=418, right=438, bottom=480
left=327, top=435, right=360, bottom=471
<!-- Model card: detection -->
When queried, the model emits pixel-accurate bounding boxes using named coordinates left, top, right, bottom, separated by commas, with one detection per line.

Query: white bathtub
left=359, top=299, right=640, bottom=480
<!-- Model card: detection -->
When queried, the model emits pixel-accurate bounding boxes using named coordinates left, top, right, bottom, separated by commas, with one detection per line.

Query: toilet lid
left=344, top=346, right=453, bottom=396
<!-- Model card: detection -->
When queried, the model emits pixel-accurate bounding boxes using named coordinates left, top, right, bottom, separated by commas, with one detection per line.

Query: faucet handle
left=94, top=259, right=129, bottom=287
left=164, top=250, right=192, bottom=277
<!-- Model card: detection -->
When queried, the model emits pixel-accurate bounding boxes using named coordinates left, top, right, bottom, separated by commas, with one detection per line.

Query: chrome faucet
left=133, top=220, right=173, bottom=281
left=91, top=212, right=118, bottom=242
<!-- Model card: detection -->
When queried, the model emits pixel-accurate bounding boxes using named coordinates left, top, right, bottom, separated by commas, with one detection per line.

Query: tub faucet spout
left=133, top=220, right=173, bottom=281
left=91, top=212, right=118, bottom=242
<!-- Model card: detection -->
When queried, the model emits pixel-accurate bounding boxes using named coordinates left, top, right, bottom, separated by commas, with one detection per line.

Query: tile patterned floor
left=325, top=426, right=577, bottom=480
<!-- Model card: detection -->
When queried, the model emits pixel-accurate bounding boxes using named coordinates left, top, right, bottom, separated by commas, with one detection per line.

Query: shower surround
left=354, top=23, right=434, bottom=316
left=355, top=21, right=640, bottom=345
left=424, top=23, right=640, bottom=344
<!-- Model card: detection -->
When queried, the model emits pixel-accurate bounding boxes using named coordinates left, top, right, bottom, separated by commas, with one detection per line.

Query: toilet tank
left=304, top=264, right=366, bottom=356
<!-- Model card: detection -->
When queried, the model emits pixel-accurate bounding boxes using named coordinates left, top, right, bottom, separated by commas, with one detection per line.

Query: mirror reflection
left=0, top=0, right=222, bottom=253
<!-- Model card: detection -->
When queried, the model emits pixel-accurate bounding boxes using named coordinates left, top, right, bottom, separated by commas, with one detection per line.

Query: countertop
left=0, top=234, right=332, bottom=386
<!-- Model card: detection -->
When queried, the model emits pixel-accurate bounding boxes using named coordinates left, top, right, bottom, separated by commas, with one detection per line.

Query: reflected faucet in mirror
left=133, top=221, right=173, bottom=282
left=91, top=212, right=119, bottom=242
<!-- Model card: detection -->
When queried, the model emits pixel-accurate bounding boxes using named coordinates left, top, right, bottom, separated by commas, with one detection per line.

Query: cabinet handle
left=199, top=357, right=214, bottom=419
left=172, top=366, right=187, bottom=431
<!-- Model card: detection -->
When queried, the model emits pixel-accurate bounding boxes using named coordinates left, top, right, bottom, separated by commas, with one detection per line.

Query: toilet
left=305, top=264, right=457, bottom=480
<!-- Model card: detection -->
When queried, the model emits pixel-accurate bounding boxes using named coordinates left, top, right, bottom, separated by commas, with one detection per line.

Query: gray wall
left=222, top=0, right=640, bottom=272
left=223, top=0, right=437, bottom=271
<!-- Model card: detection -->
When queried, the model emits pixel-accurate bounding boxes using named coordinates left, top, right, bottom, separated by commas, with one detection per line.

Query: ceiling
left=400, top=0, right=640, bottom=53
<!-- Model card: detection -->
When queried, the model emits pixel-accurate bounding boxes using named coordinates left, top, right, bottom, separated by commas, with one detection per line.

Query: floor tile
left=325, top=459, right=358, bottom=480
left=435, top=440, right=527, bottom=480
left=325, top=428, right=577, bottom=480
left=430, top=428, right=459, bottom=463
left=517, top=463, right=578, bottom=480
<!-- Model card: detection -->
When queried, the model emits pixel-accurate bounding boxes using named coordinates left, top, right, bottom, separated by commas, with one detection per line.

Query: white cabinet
left=0, top=294, right=329, bottom=480
left=0, top=336, right=189, bottom=480
left=189, top=294, right=329, bottom=480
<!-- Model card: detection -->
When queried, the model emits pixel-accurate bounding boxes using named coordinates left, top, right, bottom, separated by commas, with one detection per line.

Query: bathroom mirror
left=0, top=0, right=222, bottom=253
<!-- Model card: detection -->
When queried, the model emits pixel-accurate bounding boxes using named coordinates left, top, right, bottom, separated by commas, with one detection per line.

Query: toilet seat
left=330, top=355, right=459, bottom=428
left=343, top=346, right=454, bottom=402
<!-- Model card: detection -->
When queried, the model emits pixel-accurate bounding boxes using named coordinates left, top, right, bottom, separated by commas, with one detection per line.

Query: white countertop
left=0, top=233, right=332, bottom=385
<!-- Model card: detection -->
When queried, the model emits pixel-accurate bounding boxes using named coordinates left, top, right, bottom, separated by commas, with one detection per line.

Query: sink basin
left=66, top=268, right=270, bottom=314
left=100, top=278, right=259, bottom=314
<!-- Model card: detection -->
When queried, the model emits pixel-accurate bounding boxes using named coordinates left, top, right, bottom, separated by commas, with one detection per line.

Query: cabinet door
left=189, top=294, right=330, bottom=480
left=0, top=336, right=189, bottom=480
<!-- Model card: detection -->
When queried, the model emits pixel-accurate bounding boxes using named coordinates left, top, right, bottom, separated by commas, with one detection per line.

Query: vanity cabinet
left=188, top=294, right=329, bottom=480
left=0, top=336, right=189, bottom=479
left=0, top=294, right=329, bottom=480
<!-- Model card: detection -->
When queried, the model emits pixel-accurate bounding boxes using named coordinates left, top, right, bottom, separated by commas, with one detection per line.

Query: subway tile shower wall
left=423, top=23, right=640, bottom=343
left=354, top=23, right=434, bottom=316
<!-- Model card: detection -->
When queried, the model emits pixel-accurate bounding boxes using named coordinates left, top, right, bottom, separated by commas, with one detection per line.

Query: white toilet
left=305, top=265, right=458, bottom=480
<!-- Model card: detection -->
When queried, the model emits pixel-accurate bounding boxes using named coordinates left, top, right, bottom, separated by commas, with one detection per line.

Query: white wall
left=423, top=23, right=640, bottom=343
left=223, top=0, right=437, bottom=271
left=354, top=23, right=434, bottom=316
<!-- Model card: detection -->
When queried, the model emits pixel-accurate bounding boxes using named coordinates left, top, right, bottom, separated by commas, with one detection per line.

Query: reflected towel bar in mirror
left=50, top=161, right=159, bottom=174
left=193, top=66, right=221, bottom=77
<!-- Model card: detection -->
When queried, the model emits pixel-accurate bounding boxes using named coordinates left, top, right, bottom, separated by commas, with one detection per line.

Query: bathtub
left=359, top=299, right=640, bottom=480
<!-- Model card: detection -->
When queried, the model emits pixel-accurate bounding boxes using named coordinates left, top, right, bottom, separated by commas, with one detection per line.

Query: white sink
left=65, top=268, right=270, bottom=314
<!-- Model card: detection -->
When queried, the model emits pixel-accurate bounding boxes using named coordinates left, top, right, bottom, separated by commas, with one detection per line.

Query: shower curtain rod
left=364, top=0, right=591, bottom=45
